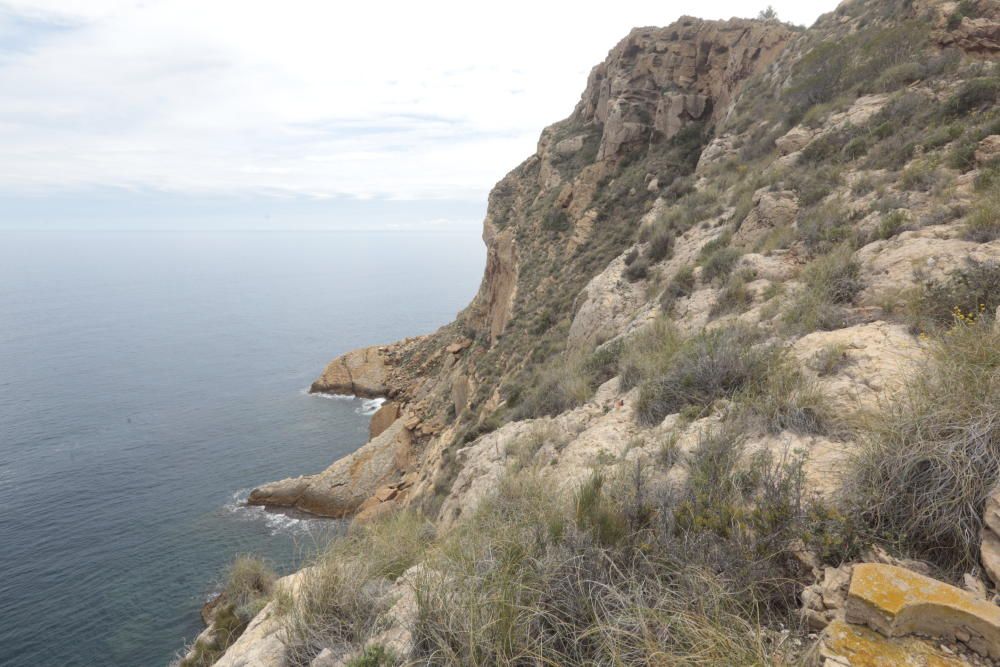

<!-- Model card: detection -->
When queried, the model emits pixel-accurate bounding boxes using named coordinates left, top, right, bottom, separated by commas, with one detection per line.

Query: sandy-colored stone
left=568, top=249, right=648, bottom=350
left=793, top=321, right=924, bottom=412
left=976, top=136, right=1000, bottom=166
left=815, top=619, right=968, bottom=667
left=845, top=563, right=1000, bottom=659
left=310, top=345, right=391, bottom=397
left=369, top=401, right=400, bottom=439
left=248, top=419, right=412, bottom=518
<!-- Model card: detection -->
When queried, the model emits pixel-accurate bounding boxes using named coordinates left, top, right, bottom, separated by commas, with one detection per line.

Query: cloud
left=0, top=0, right=834, bottom=201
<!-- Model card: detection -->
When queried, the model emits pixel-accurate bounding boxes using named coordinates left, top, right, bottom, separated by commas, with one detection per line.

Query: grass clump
left=659, top=264, right=696, bottom=312
left=698, top=234, right=742, bottom=284
left=280, top=511, right=434, bottom=665
left=410, top=463, right=809, bottom=666
left=635, top=325, right=775, bottom=425
left=783, top=245, right=864, bottom=335
left=177, top=556, right=277, bottom=667
left=847, top=318, right=1000, bottom=574
left=710, top=269, right=754, bottom=318
left=964, top=189, right=1000, bottom=242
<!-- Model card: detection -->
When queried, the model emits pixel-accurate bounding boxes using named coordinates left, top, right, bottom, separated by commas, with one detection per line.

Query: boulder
left=812, top=619, right=967, bottom=667
left=310, top=345, right=391, bottom=397
left=845, top=563, right=1000, bottom=659
left=734, top=188, right=798, bottom=245
left=976, top=135, right=1000, bottom=166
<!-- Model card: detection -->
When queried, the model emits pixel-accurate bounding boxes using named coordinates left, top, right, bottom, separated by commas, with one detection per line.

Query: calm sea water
left=0, top=230, right=484, bottom=666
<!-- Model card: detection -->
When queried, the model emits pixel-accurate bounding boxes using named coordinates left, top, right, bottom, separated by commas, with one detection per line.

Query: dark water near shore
left=0, top=230, right=484, bottom=666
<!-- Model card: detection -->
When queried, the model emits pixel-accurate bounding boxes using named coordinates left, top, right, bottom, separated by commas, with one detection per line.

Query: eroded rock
left=845, top=563, right=1000, bottom=659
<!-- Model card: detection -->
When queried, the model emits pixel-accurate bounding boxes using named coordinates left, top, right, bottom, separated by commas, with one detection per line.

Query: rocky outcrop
left=368, top=401, right=399, bottom=439
left=309, top=345, right=392, bottom=397
left=575, top=17, right=794, bottom=161
left=845, top=563, right=1000, bottom=659
left=248, top=419, right=413, bottom=518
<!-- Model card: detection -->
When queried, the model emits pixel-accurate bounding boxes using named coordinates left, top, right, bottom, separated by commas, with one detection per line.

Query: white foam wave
left=356, top=397, right=385, bottom=416
left=223, top=488, right=322, bottom=536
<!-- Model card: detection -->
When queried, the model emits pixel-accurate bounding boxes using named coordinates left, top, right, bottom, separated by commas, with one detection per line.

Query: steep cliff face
left=250, top=14, right=796, bottom=520
left=207, top=0, right=1000, bottom=664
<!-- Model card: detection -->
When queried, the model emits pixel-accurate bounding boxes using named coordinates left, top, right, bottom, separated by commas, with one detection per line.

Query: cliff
left=191, top=0, right=1000, bottom=664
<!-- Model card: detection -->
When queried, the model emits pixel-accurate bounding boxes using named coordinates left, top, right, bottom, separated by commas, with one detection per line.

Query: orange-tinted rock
left=369, top=401, right=400, bottom=439
left=845, top=563, right=1000, bottom=659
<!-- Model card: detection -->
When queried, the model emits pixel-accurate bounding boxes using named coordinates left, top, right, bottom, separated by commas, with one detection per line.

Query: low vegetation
left=848, top=317, right=1000, bottom=574
left=177, top=556, right=277, bottom=667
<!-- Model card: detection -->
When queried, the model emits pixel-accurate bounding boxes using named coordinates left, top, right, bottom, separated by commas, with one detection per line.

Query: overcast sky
left=0, top=0, right=836, bottom=228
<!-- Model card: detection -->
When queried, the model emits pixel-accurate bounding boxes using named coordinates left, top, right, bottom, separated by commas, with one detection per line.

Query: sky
left=0, top=0, right=836, bottom=230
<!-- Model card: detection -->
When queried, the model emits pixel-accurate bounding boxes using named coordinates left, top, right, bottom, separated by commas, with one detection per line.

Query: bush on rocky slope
left=848, top=317, right=1000, bottom=574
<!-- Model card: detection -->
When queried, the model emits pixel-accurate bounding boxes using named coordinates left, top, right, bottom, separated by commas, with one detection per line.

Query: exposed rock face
left=368, top=401, right=399, bottom=439
left=309, top=345, right=392, bottom=397
left=734, top=188, right=798, bottom=245
left=575, top=17, right=794, bottom=161
left=845, top=563, right=1000, bottom=659
left=567, top=249, right=648, bottom=350
left=248, top=419, right=413, bottom=518
left=981, top=487, right=1000, bottom=588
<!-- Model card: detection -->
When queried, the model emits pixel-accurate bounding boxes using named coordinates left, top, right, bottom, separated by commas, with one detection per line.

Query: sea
left=0, top=229, right=484, bottom=666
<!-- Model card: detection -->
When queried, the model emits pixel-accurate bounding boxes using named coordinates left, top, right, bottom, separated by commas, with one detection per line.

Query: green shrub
left=646, top=228, right=675, bottom=262
left=635, top=326, right=775, bottom=425
left=346, top=645, right=395, bottom=667
left=281, top=511, right=434, bottom=664
left=225, top=555, right=277, bottom=621
left=945, top=78, right=1000, bottom=117
left=797, top=200, right=851, bottom=251
left=660, top=264, right=696, bottom=311
left=617, top=318, right=683, bottom=391
left=876, top=210, right=909, bottom=240
left=783, top=246, right=863, bottom=335
left=848, top=318, right=1000, bottom=574
left=698, top=236, right=742, bottom=284
left=875, top=61, right=924, bottom=91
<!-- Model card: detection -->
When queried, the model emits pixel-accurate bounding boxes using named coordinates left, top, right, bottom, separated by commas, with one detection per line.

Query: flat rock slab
left=845, top=563, right=1000, bottom=659
left=820, top=619, right=967, bottom=666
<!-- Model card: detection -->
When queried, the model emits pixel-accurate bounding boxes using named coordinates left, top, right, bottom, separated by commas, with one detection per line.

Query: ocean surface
left=0, top=230, right=484, bottom=666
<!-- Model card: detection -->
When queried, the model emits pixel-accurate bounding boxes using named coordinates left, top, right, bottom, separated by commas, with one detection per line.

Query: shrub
left=623, top=255, right=649, bottom=282
left=635, top=326, right=775, bottom=425
left=874, top=61, right=924, bottom=92
left=804, top=245, right=864, bottom=305
left=964, top=190, right=1000, bottom=242
left=907, top=259, right=1000, bottom=332
left=847, top=318, right=1000, bottom=574
left=783, top=246, right=863, bottom=335
left=617, top=318, right=683, bottom=391
left=514, top=354, right=594, bottom=419
left=808, top=343, right=850, bottom=376
left=225, top=556, right=277, bottom=621
left=646, top=228, right=674, bottom=263
left=410, top=467, right=802, bottom=666
left=876, top=210, right=909, bottom=240
left=945, top=78, right=1000, bottom=117
left=698, top=236, right=742, bottom=284
left=710, top=271, right=754, bottom=318
left=736, top=361, right=831, bottom=435
left=660, top=264, right=696, bottom=311
left=797, top=200, right=851, bottom=251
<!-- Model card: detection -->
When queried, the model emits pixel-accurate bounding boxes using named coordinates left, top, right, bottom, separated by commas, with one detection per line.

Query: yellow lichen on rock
left=818, top=619, right=967, bottom=667
left=845, top=563, right=1000, bottom=659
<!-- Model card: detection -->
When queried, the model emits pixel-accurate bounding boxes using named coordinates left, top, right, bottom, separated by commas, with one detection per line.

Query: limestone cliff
left=206, top=0, right=1000, bottom=662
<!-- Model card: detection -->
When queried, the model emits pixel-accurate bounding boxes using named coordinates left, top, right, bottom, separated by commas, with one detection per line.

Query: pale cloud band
left=0, top=0, right=832, bottom=202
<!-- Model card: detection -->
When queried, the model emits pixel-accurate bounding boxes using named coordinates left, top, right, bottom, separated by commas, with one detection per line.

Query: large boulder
left=310, top=345, right=391, bottom=397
